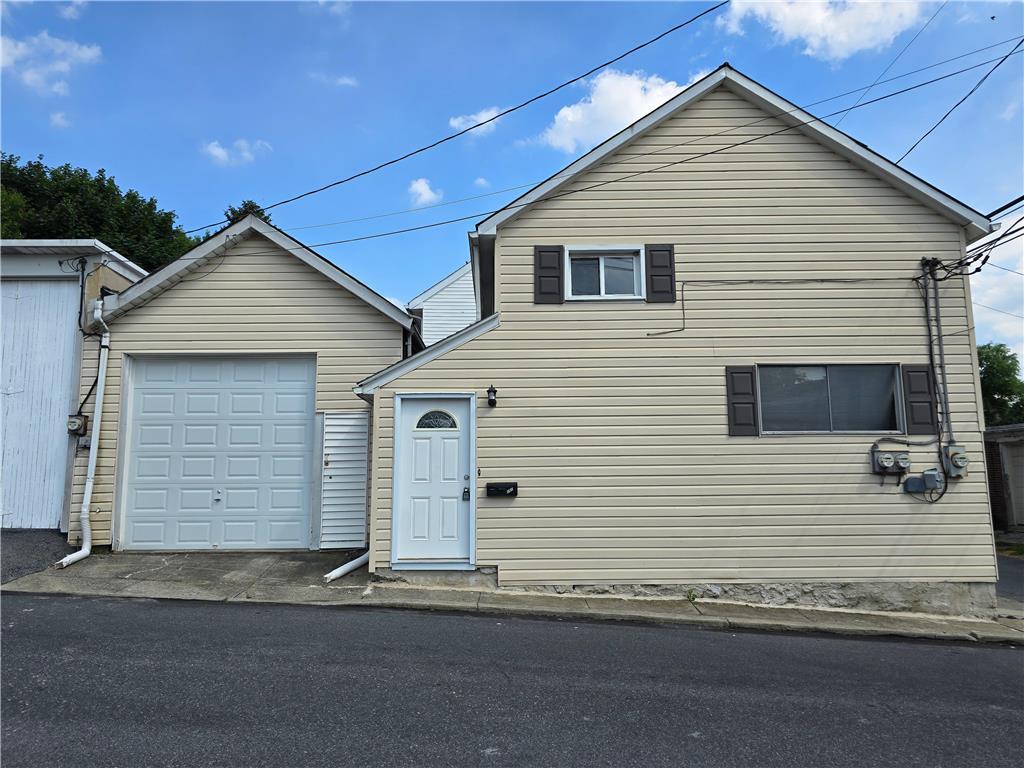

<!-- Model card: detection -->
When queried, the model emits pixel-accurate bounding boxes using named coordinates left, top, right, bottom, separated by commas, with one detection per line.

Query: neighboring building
left=66, top=216, right=414, bottom=551
left=1, top=240, right=146, bottom=530
left=352, top=65, right=998, bottom=612
left=407, top=261, right=477, bottom=345
left=985, top=424, right=1024, bottom=530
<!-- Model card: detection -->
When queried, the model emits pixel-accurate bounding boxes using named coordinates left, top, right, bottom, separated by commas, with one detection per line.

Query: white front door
left=394, top=396, right=473, bottom=565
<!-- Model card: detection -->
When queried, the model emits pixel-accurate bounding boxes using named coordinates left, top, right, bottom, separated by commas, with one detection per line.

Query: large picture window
left=758, top=364, right=901, bottom=433
left=566, top=248, right=643, bottom=299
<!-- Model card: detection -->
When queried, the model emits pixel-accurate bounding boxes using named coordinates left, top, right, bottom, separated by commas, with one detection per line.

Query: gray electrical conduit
left=57, top=299, right=110, bottom=568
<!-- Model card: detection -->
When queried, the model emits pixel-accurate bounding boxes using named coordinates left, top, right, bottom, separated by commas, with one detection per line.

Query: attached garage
left=67, top=216, right=414, bottom=553
left=123, top=355, right=315, bottom=550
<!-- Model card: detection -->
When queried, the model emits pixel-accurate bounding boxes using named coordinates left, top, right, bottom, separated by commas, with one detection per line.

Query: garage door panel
left=123, top=355, right=314, bottom=550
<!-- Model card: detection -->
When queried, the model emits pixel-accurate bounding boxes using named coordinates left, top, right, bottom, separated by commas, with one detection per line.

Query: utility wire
left=988, top=194, right=1024, bottom=218
left=898, top=37, right=1024, bottom=163
left=184, top=0, right=731, bottom=234
left=278, top=37, right=1022, bottom=235
left=832, top=1, right=947, bottom=127
left=293, top=54, right=1021, bottom=250
left=973, top=302, right=1024, bottom=319
left=81, top=43, right=1024, bottom=266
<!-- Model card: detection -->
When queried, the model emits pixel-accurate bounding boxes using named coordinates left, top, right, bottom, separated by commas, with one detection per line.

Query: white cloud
left=202, top=138, right=272, bottom=166
left=59, top=2, right=86, bottom=20
left=537, top=68, right=706, bottom=154
left=408, top=178, right=442, bottom=207
left=971, top=218, right=1024, bottom=364
left=473, top=177, right=490, bottom=189
left=310, top=72, right=358, bottom=87
left=448, top=106, right=502, bottom=136
left=1000, top=97, right=1021, bottom=122
left=49, top=111, right=70, bottom=128
left=317, top=1, right=352, bottom=21
left=720, top=0, right=926, bottom=61
left=0, top=30, right=101, bottom=95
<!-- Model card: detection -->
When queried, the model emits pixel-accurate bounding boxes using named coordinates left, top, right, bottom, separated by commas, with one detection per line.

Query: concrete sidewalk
left=4, top=551, right=1022, bottom=643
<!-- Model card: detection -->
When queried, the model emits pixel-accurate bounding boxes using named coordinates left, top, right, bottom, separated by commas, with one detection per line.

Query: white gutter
left=58, top=299, right=110, bottom=568
left=324, top=551, right=369, bottom=584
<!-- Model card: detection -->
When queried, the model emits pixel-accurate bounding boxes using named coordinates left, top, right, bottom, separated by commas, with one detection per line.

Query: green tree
left=1, top=153, right=197, bottom=272
left=223, top=199, right=270, bottom=224
left=977, top=342, right=1024, bottom=427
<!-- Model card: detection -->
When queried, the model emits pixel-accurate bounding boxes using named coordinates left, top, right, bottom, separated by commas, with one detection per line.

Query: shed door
left=394, top=397, right=472, bottom=564
left=123, top=356, right=314, bottom=550
left=320, top=411, right=370, bottom=548
left=1, top=280, right=79, bottom=529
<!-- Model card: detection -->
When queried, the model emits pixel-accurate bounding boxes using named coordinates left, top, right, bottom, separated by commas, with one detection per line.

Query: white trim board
left=407, top=261, right=472, bottom=308
left=102, top=216, right=413, bottom=329
left=0, top=239, right=148, bottom=281
left=475, top=65, right=992, bottom=242
left=354, top=312, right=500, bottom=396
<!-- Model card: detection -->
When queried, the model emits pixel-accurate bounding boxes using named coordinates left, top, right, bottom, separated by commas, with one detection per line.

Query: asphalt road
left=1, top=529, right=72, bottom=583
left=3, top=596, right=1022, bottom=768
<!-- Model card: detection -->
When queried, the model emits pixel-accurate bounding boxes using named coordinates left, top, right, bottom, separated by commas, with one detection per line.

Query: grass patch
left=996, top=543, right=1024, bottom=559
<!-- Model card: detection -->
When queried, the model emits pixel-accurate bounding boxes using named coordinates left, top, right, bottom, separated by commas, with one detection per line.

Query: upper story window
left=565, top=246, right=645, bottom=300
left=758, top=364, right=901, bottom=433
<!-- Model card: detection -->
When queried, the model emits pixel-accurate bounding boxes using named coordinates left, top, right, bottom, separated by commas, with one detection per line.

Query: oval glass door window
left=416, top=410, right=457, bottom=429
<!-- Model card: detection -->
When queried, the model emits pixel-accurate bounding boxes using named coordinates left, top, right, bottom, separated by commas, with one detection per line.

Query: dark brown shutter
left=534, top=245, right=564, bottom=304
left=726, top=366, right=759, bottom=436
left=645, top=244, right=676, bottom=303
left=902, top=364, right=938, bottom=435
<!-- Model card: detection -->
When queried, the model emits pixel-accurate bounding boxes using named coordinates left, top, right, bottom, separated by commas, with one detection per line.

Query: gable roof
left=354, top=312, right=501, bottom=397
left=102, top=215, right=413, bottom=328
left=476, top=64, right=992, bottom=242
left=407, top=261, right=472, bottom=309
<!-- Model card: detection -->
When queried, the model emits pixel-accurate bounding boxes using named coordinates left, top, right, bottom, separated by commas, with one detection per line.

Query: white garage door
left=123, top=356, right=315, bottom=550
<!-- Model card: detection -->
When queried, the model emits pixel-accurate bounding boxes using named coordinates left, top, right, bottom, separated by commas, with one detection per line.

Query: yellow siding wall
left=370, top=85, right=995, bottom=586
left=69, top=233, right=403, bottom=545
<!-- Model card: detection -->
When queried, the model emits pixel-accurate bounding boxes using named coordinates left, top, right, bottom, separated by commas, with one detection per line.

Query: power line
left=985, top=261, right=1024, bottom=276
left=832, top=1, right=947, bottom=127
left=973, top=302, right=1024, bottom=319
left=183, top=0, right=731, bottom=234
left=297, top=53, right=1020, bottom=250
left=82, top=42, right=1024, bottom=266
left=898, top=38, right=1024, bottom=163
left=279, top=37, right=1023, bottom=235
left=988, top=195, right=1024, bottom=218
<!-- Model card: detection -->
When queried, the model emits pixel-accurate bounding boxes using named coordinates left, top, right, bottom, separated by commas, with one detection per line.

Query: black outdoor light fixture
left=487, top=385, right=497, bottom=407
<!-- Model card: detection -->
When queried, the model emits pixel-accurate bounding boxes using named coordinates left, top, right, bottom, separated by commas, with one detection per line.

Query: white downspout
left=58, top=299, right=110, bottom=568
left=324, top=551, right=369, bottom=584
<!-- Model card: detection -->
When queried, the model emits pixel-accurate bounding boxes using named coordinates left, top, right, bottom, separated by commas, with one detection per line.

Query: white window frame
left=563, top=244, right=646, bottom=301
left=755, top=363, right=906, bottom=436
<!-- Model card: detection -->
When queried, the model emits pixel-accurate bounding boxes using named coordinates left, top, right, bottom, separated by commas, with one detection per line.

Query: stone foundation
left=374, top=568, right=996, bottom=618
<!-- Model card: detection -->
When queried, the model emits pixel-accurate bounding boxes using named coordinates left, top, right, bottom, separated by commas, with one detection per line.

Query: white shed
left=1, top=241, right=146, bottom=530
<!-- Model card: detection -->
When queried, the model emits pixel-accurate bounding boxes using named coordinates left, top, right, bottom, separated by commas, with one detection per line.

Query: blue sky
left=2, top=1, right=1022, bottom=356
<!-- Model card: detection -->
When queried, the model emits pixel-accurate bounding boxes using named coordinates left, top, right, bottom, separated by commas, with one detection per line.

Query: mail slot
left=486, top=482, right=518, bottom=497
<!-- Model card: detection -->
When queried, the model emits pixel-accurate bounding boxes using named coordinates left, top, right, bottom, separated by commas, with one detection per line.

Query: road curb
left=6, top=576, right=1023, bottom=643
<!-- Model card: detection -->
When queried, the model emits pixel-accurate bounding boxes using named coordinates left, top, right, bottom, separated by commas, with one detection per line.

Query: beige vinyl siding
left=69, top=233, right=403, bottom=545
left=368, top=84, right=996, bottom=585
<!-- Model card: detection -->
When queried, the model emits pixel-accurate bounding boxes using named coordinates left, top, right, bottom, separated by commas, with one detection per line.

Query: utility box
left=943, top=445, right=969, bottom=478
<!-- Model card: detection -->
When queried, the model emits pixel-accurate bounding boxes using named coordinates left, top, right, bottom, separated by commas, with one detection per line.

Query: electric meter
left=895, top=453, right=912, bottom=470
